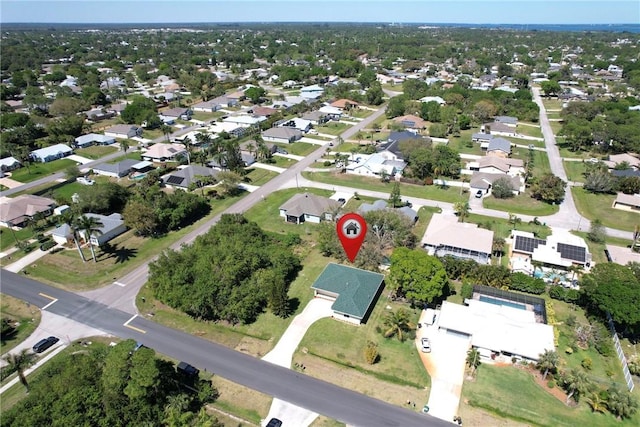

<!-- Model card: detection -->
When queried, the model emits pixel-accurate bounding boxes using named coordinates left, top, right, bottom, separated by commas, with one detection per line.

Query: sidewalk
left=3, top=243, right=63, bottom=273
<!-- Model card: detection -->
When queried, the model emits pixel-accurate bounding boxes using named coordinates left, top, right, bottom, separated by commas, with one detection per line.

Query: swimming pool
left=479, top=295, right=526, bottom=311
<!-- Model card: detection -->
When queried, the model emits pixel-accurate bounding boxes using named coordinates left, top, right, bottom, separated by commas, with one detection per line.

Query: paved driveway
left=417, top=310, right=470, bottom=423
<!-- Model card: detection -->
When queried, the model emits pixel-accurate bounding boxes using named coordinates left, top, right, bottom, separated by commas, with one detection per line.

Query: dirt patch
left=210, top=376, right=272, bottom=423
left=530, top=369, right=567, bottom=403
left=293, top=353, right=429, bottom=409
left=457, top=398, right=529, bottom=427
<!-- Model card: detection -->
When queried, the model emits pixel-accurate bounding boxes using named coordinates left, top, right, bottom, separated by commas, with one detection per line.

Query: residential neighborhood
left=1, top=15, right=639, bottom=427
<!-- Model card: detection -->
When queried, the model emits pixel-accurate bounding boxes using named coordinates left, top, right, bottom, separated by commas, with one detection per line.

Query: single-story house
left=359, top=199, right=418, bottom=223
left=472, top=132, right=494, bottom=144
left=142, top=143, right=187, bottom=162
left=437, top=298, right=554, bottom=362
left=421, top=213, right=494, bottom=264
left=346, top=151, right=407, bottom=179
left=74, top=133, right=115, bottom=148
left=302, top=110, right=329, bottom=125
left=104, top=124, right=143, bottom=139
left=30, top=144, right=73, bottom=163
left=486, top=137, right=512, bottom=157
left=611, top=169, right=640, bottom=178
left=279, top=117, right=312, bottom=133
left=51, top=223, right=75, bottom=245
left=481, top=122, right=517, bottom=137
left=239, top=140, right=277, bottom=155
left=85, top=108, right=116, bottom=122
left=393, top=114, right=427, bottom=130
left=0, top=195, right=56, bottom=228
left=470, top=172, right=524, bottom=195
left=279, top=192, right=341, bottom=224
left=384, top=131, right=429, bottom=159
left=494, top=116, right=518, bottom=127
left=79, top=213, right=127, bottom=247
left=192, top=99, right=224, bottom=112
left=163, top=165, right=220, bottom=189
left=604, top=153, right=640, bottom=170
left=262, top=127, right=303, bottom=144
left=419, top=96, right=446, bottom=105
left=467, top=156, right=524, bottom=177
left=318, top=105, right=343, bottom=120
left=330, top=99, right=359, bottom=111
left=92, top=159, right=153, bottom=178
left=250, top=106, right=278, bottom=117
left=161, top=107, right=192, bottom=120
left=510, top=230, right=592, bottom=274
left=311, top=263, right=385, bottom=325
left=0, top=156, right=21, bottom=172
left=612, top=193, right=640, bottom=211
left=223, top=115, right=267, bottom=127
left=300, top=84, right=324, bottom=99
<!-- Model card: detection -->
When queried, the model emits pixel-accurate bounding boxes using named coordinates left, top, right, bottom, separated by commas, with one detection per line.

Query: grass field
left=0, top=226, right=36, bottom=251
left=10, top=159, right=77, bottom=183
left=461, top=364, right=639, bottom=427
left=277, top=141, right=317, bottom=156
left=572, top=187, right=639, bottom=232
left=303, top=171, right=469, bottom=205
left=516, top=124, right=543, bottom=138
left=316, top=122, right=350, bottom=136
left=563, top=161, right=587, bottom=183
left=466, top=213, right=552, bottom=239
left=0, top=294, right=41, bottom=354
left=75, top=145, right=118, bottom=160
left=483, top=191, right=559, bottom=216
left=243, top=168, right=278, bottom=186
left=542, top=99, right=564, bottom=111
left=270, top=155, right=298, bottom=168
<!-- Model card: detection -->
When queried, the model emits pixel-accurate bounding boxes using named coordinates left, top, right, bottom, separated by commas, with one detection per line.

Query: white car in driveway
left=421, top=337, right=431, bottom=353
left=77, top=176, right=95, bottom=186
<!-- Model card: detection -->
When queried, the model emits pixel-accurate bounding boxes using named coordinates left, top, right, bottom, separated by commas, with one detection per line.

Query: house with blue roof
left=311, top=263, right=385, bottom=324
left=74, top=133, right=115, bottom=149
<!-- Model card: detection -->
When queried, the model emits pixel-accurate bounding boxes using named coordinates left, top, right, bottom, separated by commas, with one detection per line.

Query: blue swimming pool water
left=479, top=295, right=526, bottom=310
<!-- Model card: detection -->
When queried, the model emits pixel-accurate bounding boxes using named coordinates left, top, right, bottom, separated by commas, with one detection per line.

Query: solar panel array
left=557, top=243, right=586, bottom=263
left=166, top=175, right=185, bottom=185
left=513, top=235, right=546, bottom=253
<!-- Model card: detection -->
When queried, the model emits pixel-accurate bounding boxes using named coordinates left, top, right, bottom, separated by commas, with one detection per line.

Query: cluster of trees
left=122, top=173, right=211, bottom=237
left=388, top=247, right=449, bottom=305
left=148, top=214, right=301, bottom=323
left=529, top=173, right=567, bottom=204
left=2, top=340, right=220, bottom=427
left=398, top=139, right=461, bottom=180
left=317, top=208, right=417, bottom=271
left=583, top=161, right=640, bottom=195
left=121, top=95, right=161, bottom=128
left=559, top=100, right=640, bottom=154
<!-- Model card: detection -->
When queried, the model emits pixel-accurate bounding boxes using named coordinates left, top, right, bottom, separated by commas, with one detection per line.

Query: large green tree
left=530, top=174, right=566, bottom=204
left=388, top=247, right=449, bottom=304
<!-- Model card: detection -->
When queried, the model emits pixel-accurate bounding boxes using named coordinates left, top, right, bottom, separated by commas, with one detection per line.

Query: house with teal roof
left=311, top=263, right=385, bottom=324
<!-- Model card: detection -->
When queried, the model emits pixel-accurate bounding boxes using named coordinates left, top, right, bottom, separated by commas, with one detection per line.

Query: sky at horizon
left=1, top=0, right=639, bottom=25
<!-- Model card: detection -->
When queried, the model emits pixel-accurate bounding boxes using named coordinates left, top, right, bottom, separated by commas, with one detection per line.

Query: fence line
left=607, top=313, right=635, bottom=392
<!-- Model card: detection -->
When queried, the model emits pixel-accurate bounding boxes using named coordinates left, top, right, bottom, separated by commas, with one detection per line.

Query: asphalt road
left=1, top=270, right=449, bottom=427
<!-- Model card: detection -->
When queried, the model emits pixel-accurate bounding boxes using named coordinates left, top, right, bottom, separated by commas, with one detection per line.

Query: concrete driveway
left=262, top=297, right=333, bottom=427
left=417, top=309, right=470, bottom=423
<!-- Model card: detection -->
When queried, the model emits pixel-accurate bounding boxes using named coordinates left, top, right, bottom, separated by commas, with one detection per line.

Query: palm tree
left=607, top=384, right=639, bottom=420
left=562, top=368, right=591, bottom=404
left=536, top=349, right=559, bottom=380
left=492, top=237, right=506, bottom=258
left=382, top=309, right=416, bottom=342
left=119, top=139, right=130, bottom=153
left=454, top=201, right=470, bottom=222
left=75, top=215, right=104, bottom=263
left=585, top=392, right=608, bottom=414
left=3, top=349, right=36, bottom=392
left=195, top=132, right=211, bottom=148
left=466, top=348, right=481, bottom=376
left=61, top=211, right=86, bottom=262
left=160, top=124, right=172, bottom=142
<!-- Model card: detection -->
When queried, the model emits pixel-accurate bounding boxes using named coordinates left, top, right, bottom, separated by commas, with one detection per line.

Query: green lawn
left=549, top=120, right=563, bottom=135
left=316, top=122, right=350, bottom=136
left=0, top=226, right=36, bottom=251
left=243, top=168, right=278, bottom=186
left=10, top=159, right=77, bottom=183
left=452, top=130, right=484, bottom=156
left=142, top=129, right=165, bottom=140
left=563, top=161, right=587, bottom=183
left=277, top=141, right=317, bottom=156
left=75, top=145, right=117, bottom=160
left=348, top=108, right=375, bottom=119
left=191, top=111, right=222, bottom=122
left=510, top=136, right=545, bottom=148
left=25, top=194, right=244, bottom=290
left=0, top=294, right=41, bottom=354
left=462, top=364, right=638, bottom=427
left=516, top=124, right=543, bottom=138
left=270, top=155, right=297, bottom=168
left=512, top=148, right=551, bottom=176
left=542, top=99, right=564, bottom=111
left=572, top=187, right=638, bottom=232
left=412, top=206, right=442, bottom=241
left=299, top=298, right=431, bottom=389
left=483, top=191, right=559, bottom=216
left=466, top=213, right=552, bottom=239
left=303, top=171, right=469, bottom=204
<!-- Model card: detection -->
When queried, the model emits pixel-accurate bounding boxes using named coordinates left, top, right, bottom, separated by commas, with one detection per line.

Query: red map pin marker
left=336, top=213, right=367, bottom=263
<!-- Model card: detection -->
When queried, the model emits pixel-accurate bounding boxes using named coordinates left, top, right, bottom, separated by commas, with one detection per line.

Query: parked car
left=266, top=418, right=283, bottom=427
left=420, top=337, right=431, bottom=353
left=475, top=190, right=483, bottom=198
left=176, top=361, right=199, bottom=377
left=33, top=336, right=59, bottom=353
left=308, top=129, right=318, bottom=135
left=77, top=176, right=95, bottom=186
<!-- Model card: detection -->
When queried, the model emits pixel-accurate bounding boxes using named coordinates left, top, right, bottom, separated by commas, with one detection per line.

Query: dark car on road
left=177, top=361, right=200, bottom=377
left=32, top=336, right=59, bottom=353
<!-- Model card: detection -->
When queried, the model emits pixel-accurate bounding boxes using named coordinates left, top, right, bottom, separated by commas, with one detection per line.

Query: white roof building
left=422, top=213, right=494, bottom=264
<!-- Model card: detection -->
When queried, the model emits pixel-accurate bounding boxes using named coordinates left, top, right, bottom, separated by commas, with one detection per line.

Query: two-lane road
left=1, top=271, right=449, bottom=427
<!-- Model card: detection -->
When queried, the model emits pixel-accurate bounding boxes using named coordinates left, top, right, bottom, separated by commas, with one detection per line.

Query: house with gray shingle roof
left=311, top=263, right=385, bottom=324
left=486, top=137, right=512, bottom=157
left=279, top=192, right=341, bottom=224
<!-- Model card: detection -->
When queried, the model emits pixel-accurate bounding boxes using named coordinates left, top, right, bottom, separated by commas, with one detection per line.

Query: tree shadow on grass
left=99, top=243, right=138, bottom=264
left=286, top=297, right=300, bottom=317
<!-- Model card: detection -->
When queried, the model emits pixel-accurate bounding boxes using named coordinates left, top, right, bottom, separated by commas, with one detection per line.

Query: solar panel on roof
left=166, top=176, right=185, bottom=185
left=557, top=243, right=586, bottom=263
left=513, top=235, right=546, bottom=253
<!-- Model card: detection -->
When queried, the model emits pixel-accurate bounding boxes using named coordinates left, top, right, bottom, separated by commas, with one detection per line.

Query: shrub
left=460, top=282, right=474, bottom=300
left=40, top=240, right=57, bottom=251
left=548, top=286, right=580, bottom=303
left=565, top=314, right=577, bottom=327
left=565, top=347, right=574, bottom=354
left=581, top=357, right=593, bottom=370
left=547, top=380, right=556, bottom=388
left=509, top=272, right=546, bottom=294
left=492, top=176, right=516, bottom=199
left=364, top=341, right=379, bottom=365
left=323, top=160, right=332, bottom=166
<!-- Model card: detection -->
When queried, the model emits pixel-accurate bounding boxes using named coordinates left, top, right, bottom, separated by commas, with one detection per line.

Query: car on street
left=420, top=337, right=431, bottom=353
left=33, top=336, right=59, bottom=353
left=266, top=418, right=283, bottom=427
left=176, top=361, right=200, bottom=377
